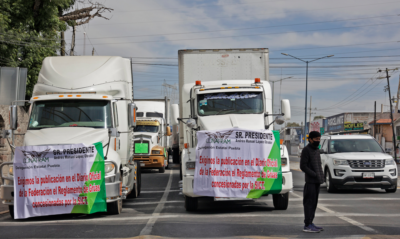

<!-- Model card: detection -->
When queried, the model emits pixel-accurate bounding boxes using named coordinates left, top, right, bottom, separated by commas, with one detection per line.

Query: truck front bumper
left=134, top=155, right=166, bottom=169
left=182, top=171, right=294, bottom=198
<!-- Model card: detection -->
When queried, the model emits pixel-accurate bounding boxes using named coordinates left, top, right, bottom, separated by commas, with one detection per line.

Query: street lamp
left=281, top=53, right=334, bottom=145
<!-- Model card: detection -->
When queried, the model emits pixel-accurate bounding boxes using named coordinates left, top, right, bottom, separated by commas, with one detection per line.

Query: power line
left=75, top=15, right=399, bottom=41
left=76, top=21, right=400, bottom=45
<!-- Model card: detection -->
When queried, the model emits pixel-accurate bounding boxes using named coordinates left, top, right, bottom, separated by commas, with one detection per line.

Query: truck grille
left=347, top=160, right=385, bottom=168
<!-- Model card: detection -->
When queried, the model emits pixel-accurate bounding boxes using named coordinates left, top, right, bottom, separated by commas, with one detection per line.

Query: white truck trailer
left=0, top=56, right=140, bottom=217
left=170, top=48, right=293, bottom=211
left=133, top=98, right=171, bottom=173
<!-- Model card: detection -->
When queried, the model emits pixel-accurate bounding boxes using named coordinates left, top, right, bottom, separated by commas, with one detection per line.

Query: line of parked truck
left=1, top=48, right=295, bottom=219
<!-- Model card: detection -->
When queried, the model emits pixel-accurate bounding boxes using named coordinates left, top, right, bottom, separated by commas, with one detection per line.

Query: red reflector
left=195, top=81, right=201, bottom=85
left=255, top=78, right=261, bottom=83
left=184, top=143, right=188, bottom=149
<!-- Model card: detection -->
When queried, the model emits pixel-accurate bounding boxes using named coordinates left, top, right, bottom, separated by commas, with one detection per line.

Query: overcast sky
left=65, top=0, right=400, bottom=124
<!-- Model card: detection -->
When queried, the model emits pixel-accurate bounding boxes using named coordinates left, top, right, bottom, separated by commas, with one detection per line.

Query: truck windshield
left=329, top=139, right=383, bottom=153
left=197, top=92, right=263, bottom=116
left=28, top=100, right=112, bottom=129
left=134, top=125, right=159, bottom=133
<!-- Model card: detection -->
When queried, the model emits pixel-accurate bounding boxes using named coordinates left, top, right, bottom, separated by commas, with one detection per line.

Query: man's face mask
left=312, top=140, right=320, bottom=147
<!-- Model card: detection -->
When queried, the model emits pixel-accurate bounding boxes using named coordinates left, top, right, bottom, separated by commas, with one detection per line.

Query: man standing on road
left=300, top=131, right=325, bottom=233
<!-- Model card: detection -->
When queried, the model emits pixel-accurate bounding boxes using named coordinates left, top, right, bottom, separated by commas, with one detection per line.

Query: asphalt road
left=1, top=157, right=400, bottom=239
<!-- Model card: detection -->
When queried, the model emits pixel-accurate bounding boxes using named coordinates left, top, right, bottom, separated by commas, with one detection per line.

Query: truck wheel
left=179, top=158, right=183, bottom=180
left=273, top=192, right=289, bottom=210
left=185, top=196, right=198, bottom=211
left=107, top=200, right=122, bottom=214
left=137, top=163, right=142, bottom=196
left=127, top=182, right=138, bottom=198
left=326, top=169, right=338, bottom=193
left=386, top=182, right=397, bottom=193
left=9, top=205, right=14, bottom=219
left=159, top=167, right=165, bottom=173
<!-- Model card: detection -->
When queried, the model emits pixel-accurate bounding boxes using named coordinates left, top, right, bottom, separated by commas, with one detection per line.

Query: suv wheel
left=386, top=182, right=397, bottom=193
left=326, top=169, right=338, bottom=193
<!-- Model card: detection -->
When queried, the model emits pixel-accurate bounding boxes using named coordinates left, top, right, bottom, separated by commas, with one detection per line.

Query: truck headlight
left=333, top=159, right=348, bottom=166
left=281, top=157, right=287, bottom=167
left=152, top=150, right=161, bottom=155
left=385, top=158, right=395, bottom=165
left=186, top=161, right=196, bottom=170
left=105, top=164, right=115, bottom=173
left=8, top=166, right=13, bottom=176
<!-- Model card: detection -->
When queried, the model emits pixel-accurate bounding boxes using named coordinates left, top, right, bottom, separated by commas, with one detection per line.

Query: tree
left=0, top=0, right=75, bottom=98
left=286, top=122, right=300, bottom=127
left=58, top=0, right=112, bottom=55
left=313, top=115, right=325, bottom=121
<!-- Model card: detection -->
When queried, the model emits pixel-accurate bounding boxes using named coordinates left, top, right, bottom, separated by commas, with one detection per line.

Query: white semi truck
left=170, top=48, right=293, bottom=211
left=133, top=98, right=171, bottom=173
left=0, top=56, right=140, bottom=218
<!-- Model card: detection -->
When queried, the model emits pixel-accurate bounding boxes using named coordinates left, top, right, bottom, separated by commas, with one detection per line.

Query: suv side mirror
left=166, top=126, right=172, bottom=136
left=9, top=105, right=18, bottom=130
left=319, top=148, right=325, bottom=154
left=171, top=104, right=179, bottom=126
left=128, top=103, right=137, bottom=128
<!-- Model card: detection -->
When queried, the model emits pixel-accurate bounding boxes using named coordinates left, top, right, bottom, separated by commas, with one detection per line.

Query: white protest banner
left=13, top=142, right=106, bottom=219
left=194, top=128, right=282, bottom=198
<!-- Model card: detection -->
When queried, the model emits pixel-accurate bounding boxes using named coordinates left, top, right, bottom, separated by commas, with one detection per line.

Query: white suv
left=320, top=135, right=397, bottom=193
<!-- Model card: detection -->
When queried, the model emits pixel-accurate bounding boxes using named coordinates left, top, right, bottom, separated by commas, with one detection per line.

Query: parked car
left=320, top=135, right=397, bottom=193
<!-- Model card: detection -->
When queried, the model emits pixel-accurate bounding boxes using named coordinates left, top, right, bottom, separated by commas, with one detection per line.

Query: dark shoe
left=303, top=225, right=320, bottom=233
left=311, top=223, right=324, bottom=231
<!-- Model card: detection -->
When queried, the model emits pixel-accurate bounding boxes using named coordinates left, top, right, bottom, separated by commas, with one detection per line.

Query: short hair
left=309, top=131, right=321, bottom=139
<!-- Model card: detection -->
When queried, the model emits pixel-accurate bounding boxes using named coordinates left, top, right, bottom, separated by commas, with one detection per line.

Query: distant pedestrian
left=300, top=131, right=325, bottom=233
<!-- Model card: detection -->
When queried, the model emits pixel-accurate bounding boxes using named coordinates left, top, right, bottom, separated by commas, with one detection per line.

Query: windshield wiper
left=216, top=109, right=236, bottom=115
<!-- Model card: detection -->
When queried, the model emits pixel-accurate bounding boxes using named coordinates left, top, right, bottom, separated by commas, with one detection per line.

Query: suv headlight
left=152, top=150, right=161, bottom=155
left=105, top=163, right=115, bottom=173
left=281, top=157, right=288, bottom=167
left=333, top=159, right=348, bottom=166
left=385, top=158, right=395, bottom=165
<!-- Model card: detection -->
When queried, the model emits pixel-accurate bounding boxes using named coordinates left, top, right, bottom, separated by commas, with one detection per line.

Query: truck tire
left=386, top=182, right=397, bottom=193
left=127, top=182, right=138, bottom=198
left=137, top=163, right=142, bottom=196
left=107, top=200, right=122, bottom=214
left=9, top=205, right=14, bottom=219
left=273, top=192, right=289, bottom=210
left=159, top=167, right=165, bottom=173
left=326, top=169, right=338, bottom=193
left=185, top=196, right=198, bottom=211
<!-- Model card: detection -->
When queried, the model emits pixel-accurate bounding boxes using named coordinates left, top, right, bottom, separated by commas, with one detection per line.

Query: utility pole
left=378, top=68, right=399, bottom=162
left=92, top=48, right=95, bottom=56
left=374, top=101, right=376, bottom=138
left=83, top=32, right=86, bottom=56
left=309, top=96, right=312, bottom=133
left=396, top=75, right=400, bottom=112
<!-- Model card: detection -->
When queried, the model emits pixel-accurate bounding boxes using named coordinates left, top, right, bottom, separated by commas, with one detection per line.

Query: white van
left=320, top=135, right=397, bottom=193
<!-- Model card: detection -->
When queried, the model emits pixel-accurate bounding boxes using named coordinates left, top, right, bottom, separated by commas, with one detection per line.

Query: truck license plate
left=363, top=173, right=374, bottom=179
left=140, top=163, right=145, bottom=167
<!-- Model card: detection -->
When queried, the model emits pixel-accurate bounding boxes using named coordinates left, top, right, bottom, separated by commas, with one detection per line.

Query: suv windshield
left=198, top=92, right=263, bottom=116
left=329, top=139, right=383, bottom=153
left=134, top=125, right=159, bottom=133
left=28, top=100, right=112, bottom=129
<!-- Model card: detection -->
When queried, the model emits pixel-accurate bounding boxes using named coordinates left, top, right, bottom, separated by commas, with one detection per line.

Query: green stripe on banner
left=246, top=131, right=282, bottom=198
left=71, top=142, right=107, bottom=214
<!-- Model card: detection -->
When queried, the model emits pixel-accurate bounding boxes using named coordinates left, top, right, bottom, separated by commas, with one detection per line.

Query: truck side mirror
left=281, top=99, right=291, bottom=120
left=128, top=103, right=137, bottom=128
left=9, top=105, right=18, bottom=130
left=171, top=104, right=179, bottom=126
left=166, top=126, right=172, bottom=136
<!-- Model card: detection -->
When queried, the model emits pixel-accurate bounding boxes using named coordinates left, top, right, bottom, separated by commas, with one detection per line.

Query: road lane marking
left=140, top=190, right=180, bottom=194
left=2, top=213, right=400, bottom=226
left=139, top=170, right=174, bottom=235
left=291, top=191, right=377, bottom=233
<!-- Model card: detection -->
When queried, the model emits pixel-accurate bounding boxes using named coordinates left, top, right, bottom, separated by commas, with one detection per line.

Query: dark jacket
left=300, top=143, right=325, bottom=184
